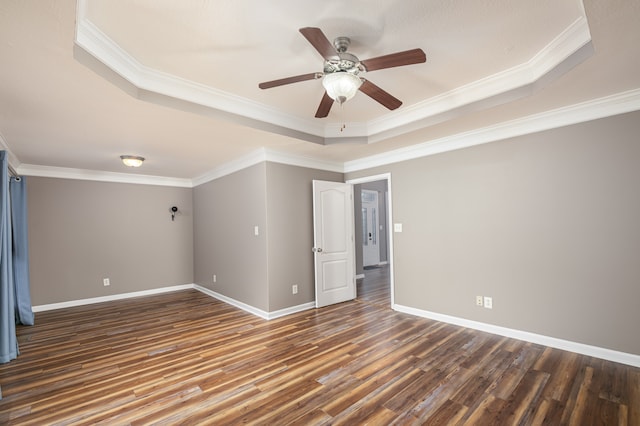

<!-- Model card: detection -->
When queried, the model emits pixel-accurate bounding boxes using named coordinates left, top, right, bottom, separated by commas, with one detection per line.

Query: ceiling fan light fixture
left=120, top=155, right=145, bottom=167
left=322, top=72, right=362, bottom=105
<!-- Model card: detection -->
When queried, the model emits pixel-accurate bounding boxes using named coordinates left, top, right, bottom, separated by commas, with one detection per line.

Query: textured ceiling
left=0, top=0, right=639, bottom=181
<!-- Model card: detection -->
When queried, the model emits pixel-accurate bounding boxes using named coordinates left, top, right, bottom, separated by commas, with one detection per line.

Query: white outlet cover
left=484, top=296, right=493, bottom=309
left=394, top=223, right=403, bottom=232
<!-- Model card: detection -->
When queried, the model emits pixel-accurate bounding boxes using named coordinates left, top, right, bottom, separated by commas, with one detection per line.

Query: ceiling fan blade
left=259, top=72, right=318, bottom=89
left=359, top=79, right=402, bottom=110
left=299, top=27, right=337, bottom=60
left=360, top=48, right=426, bottom=72
left=315, top=92, right=334, bottom=118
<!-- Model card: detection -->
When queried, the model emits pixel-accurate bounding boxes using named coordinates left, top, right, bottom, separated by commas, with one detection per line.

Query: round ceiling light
left=120, top=155, right=145, bottom=167
left=322, top=72, right=363, bottom=105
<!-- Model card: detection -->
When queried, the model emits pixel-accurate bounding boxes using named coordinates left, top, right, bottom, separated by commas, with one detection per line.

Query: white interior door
left=361, top=189, right=380, bottom=267
left=313, top=180, right=355, bottom=308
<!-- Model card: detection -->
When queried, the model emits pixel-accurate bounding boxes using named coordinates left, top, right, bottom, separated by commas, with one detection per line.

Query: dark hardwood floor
left=357, top=265, right=391, bottom=308
left=1, top=270, right=638, bottom=425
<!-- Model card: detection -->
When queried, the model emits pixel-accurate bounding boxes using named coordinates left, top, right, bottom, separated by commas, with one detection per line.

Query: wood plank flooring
left=357, top=266, right=391, bottom=308
left=1, top=269, right=638, bottom=424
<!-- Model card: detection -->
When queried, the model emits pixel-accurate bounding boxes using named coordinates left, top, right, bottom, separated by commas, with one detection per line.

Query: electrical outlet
left=103, top=278, right=110, bottom=287
left=213, top=274, right=217, bottom=283
left=484, top=296, right=493, bottom=309
left=292, top=285, right=298, bottom=295
left=476, top=296, right=483, bottom=306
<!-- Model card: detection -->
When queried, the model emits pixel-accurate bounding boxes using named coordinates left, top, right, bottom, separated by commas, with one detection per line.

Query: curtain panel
left=11, top=177, right=34, bottom=326
left=0, top=151, right=18, bottom=364
left=0, top=151, right=34, bottom=370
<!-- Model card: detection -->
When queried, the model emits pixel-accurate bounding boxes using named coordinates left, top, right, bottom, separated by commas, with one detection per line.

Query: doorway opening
left=347, top=173, right=394, bottom=308
left=356, top=264, right=391, bottom=308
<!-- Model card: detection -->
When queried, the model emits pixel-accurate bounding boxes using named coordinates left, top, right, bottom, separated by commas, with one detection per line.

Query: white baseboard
left=32, top=284, right=194, bottom=312
left=192, top=285, right=270, bottom=319
left=33, top=283, right=317, bottom=321
left=393, top=304, right=640, bottom=368
left=193, top=284, right=315, bottom=320
left=37, top=286, right=635, bottom=367
left=266, top=302, right=316, bottom=319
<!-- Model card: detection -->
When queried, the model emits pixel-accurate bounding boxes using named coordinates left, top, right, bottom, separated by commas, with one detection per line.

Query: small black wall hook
left=170, top=206, right=178, bottom=221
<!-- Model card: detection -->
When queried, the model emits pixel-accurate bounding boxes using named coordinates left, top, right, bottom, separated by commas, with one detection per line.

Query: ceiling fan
left=259, top=27, right=427, bottom=118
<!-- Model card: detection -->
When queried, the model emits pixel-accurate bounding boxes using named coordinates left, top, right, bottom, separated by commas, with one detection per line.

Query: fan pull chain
left=338, top=101, right=346, bottom=132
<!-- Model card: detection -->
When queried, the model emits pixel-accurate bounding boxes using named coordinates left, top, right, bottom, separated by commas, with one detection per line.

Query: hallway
left=357, top=264, right=391, bottom=308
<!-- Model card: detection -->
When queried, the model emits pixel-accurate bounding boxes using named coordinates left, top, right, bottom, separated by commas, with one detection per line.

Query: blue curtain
left=11, top=177, right=33, bottom=326
left=0, top=151, right=18, bottom=364
left=0, top=151, right=33, bottom=367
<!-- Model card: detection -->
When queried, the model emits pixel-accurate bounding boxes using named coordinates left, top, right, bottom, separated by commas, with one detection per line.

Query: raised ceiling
left=1, top=0, right=639, bottom=184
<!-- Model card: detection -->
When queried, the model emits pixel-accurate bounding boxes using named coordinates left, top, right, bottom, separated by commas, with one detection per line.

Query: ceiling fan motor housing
left=323, top=52, right=363, bottom=76
left=323, top=36, right=364, bottom=77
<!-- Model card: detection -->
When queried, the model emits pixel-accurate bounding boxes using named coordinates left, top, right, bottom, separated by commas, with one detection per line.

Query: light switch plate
left=394, top=223, right=403, bottom=232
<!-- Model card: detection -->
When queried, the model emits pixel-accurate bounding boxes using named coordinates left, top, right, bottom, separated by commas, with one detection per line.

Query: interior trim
left=74, top=0, right=592, bottom=146
left=196, top=285, right=318, bottom=320
left=32, top=284, right=194, bottom=312
left=344, top=88, right=640, bottom=172
left=192, top=285, right=271, bottom=319
left=32, top=283, right=639, bottom=367
left=191, top=148, right=343, bottom=187
left=394, top=304, right=640, bottom=368
left=16, top=164, right=193, bottom=188
left=366, top=17, right=593, bottom=138
left=33, top=283, right=317, bottom=322
left=16, top=88, right=640, bottom=187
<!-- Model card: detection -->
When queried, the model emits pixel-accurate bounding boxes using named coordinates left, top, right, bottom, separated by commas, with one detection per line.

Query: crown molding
left=263, top=149, right=344, bottom=173
left=0, top=131, right=21, bottom=173
left=14, top=149, right=343, bottom=188
left=74, top=8, right=325, bottom=141
left=366, top=16, right=592, bottom=138
left=191, top=149, right=268, bottom=187
left=10, top=88, right=640, bottom=187
left=17, top=164, right=193, bottom=188
left=191, top=148, right=344, bottom=187
left=344, top=88, right=640, bottom=172
left=74, top=0, right=592, bottom=146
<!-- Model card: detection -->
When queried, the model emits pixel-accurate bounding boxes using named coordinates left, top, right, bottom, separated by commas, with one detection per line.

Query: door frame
left=346, top=173, right=395, bottom=307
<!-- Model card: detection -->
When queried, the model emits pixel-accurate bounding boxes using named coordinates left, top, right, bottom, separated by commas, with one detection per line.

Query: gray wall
left=193, top=161, right=343, bottom=312
left=27, top=177, right=193, bottom=305
left=265, top=162, right=343, bottom=311
left=346, top=111, right=640, bottom=355
left=26, top=111, right=640, bottom=356
left=193, top=163, right=269, bottom=311
left=29, top=161, right=342, bottom=314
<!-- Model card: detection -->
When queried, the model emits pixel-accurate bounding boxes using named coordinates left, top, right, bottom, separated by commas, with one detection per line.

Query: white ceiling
left=1, top=0, right=639, bottom=184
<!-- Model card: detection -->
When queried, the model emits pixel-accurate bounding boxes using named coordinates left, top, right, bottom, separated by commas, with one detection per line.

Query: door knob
left=312, top=247, right=323, bottom=253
